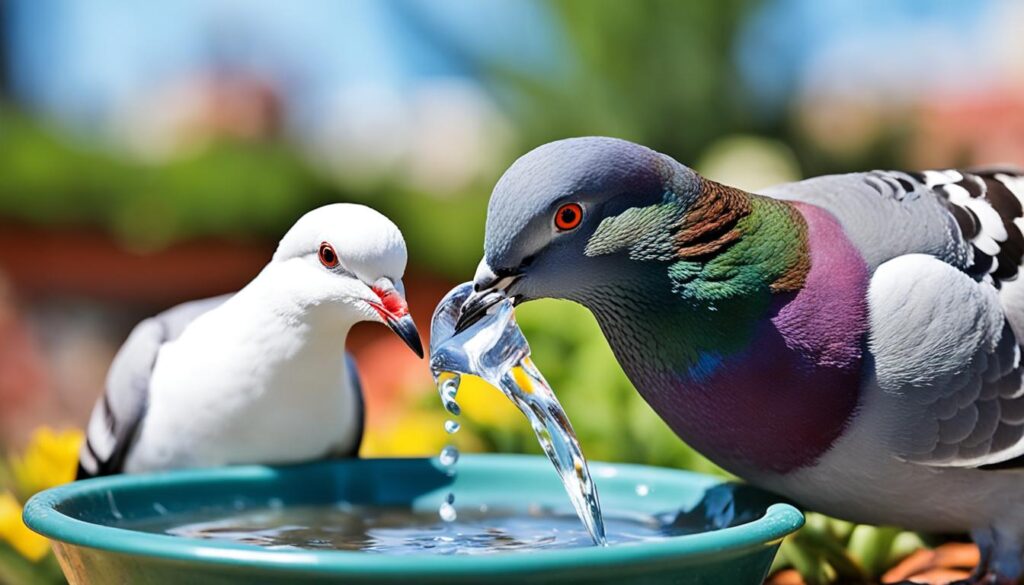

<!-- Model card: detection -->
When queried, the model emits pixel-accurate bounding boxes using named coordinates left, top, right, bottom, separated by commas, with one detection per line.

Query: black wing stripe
left=947, top=204, right=979, bottom=240
left=958, top=175, right=984, bottom=199
left=871, top=168, right=1024, bottom=287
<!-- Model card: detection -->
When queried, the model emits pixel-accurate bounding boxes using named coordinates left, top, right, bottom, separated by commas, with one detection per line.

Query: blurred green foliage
left=0, top=107, right=489, bottom=277
left=0, top=1, right=859, bottom=281
left=0, top=1, right=777, bottom=281
left=0, top=545, right=63, bottom=585
left=511, top=0, right=760, bottom=162
left=771, top=514, right=929, bottom=584
left=0, top=108, right=322, bottom=246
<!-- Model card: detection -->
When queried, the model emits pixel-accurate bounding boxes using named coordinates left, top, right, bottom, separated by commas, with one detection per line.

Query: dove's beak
left=370, top=279, right=424, bottom=358
left=454, top=260, right=521, bottom=334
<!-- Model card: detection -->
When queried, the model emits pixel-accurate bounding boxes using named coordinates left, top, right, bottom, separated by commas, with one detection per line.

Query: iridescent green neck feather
left=587, top=178, right=809, bottom=300
left=584, top=179, right=810, bottom=374
left=669, top=180, right=809, bottom=301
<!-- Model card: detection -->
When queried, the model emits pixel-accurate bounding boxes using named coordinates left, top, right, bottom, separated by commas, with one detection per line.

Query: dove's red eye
left=555, top=203, right=583, bottom=231
left=318, top=242, right=339, bottom=268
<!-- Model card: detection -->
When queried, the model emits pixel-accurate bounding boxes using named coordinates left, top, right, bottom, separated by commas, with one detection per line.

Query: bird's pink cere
left=371, top=285, right=410, bottom=319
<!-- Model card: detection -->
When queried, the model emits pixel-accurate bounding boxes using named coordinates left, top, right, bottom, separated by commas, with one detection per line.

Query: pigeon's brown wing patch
left=78, top=294, right=232, bottom=478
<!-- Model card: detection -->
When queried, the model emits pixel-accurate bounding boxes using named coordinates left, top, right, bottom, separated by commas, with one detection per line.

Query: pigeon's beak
left=370, top=278, right=424, bottom=358
left=454, top=260, right=521, bottom=334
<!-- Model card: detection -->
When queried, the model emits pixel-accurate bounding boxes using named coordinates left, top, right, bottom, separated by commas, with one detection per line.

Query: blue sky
left=736, top=0, right=997, bottom=109
left=7, top=0, right=1007, bottom=129
left=6, top=0, right=564, bottom=129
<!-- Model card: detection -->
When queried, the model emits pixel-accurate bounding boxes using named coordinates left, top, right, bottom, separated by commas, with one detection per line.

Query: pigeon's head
left=457, top=137, right=699, bottom=330
left=272, top=203, right=423, bottom=357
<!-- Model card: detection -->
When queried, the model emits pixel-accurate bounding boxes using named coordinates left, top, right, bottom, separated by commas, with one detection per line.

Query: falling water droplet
left=444, top=420, right=460, bottom=434
left=439, top=499, right=457, bottom=522
left=437, top=376, right=463, bottom=415
left=444, top=378, right=458, bottom=396
left=440, top=377, right=459, bottom=401
left=439, top=446, right=459, bottom=467
left=443, top=399, right=461, bottom=416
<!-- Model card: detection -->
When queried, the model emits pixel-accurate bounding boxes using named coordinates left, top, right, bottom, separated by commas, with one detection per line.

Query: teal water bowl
left=24, top=454, right=802, bottom=584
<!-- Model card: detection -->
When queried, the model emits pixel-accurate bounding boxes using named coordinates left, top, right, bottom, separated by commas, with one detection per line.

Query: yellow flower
left=9, top=427, right=83, bottom=502
left=362, top=410, right=484, bottom=457
left=455, top=374, right=522, bottom=428
left=360, top=374, right=523, bottom=458
left=362, top=410, right=450, bottom=457
left=0, top=491, right=49, bottom=562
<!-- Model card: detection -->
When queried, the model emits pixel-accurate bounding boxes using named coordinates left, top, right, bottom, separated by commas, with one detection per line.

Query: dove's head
left=271, top=203, right=423, bottom=357
left=456, top=137, right=701, bottom=330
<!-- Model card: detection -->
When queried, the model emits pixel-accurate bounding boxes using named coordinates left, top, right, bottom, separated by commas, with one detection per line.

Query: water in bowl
left=429, top=283, right=607, bottom=546
left=130, top=504, right=686, bottom=554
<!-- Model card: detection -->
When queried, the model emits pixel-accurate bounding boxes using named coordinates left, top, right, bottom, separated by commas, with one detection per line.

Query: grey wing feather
left=77, top=294, right=232, bottom=478
left=768, top=170, right=1024, bottom=471
left=772, top=169, right=1024, bottom=470
left=868, top=254, right=1024, bottom=470
left=760, top=172, right=971, bottom=271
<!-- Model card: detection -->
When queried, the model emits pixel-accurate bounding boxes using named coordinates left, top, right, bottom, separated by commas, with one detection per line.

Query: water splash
left=429, top=283, right=607, bottom=546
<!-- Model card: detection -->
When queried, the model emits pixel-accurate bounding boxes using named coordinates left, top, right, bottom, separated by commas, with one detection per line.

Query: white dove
left=77, top=203, right=422, bottom=477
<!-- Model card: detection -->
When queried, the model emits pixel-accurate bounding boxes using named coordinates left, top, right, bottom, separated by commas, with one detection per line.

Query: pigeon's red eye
left=555, top=203, right=583, bottom=231
left=318, top=242, right=339, bottom=268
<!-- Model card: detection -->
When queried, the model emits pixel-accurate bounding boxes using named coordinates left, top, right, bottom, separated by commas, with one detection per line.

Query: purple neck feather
left=595, top=202, right=870, bottom=476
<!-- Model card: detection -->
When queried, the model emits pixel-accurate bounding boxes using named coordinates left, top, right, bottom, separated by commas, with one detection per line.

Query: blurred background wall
left=1, top=0, right=1022, bottom=465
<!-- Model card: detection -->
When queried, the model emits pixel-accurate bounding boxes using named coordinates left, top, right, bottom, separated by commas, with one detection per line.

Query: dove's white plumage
left=80, top=204, right=414, bottom=476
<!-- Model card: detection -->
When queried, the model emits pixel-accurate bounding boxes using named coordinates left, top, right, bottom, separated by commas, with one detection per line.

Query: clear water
left=131, top=504, right=685, bottom=554
left=429, top=283, right=607, bottom=546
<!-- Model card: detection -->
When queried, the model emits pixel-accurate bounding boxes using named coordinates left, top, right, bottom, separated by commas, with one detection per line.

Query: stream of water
left=429, top=283, right=607, bottom=546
